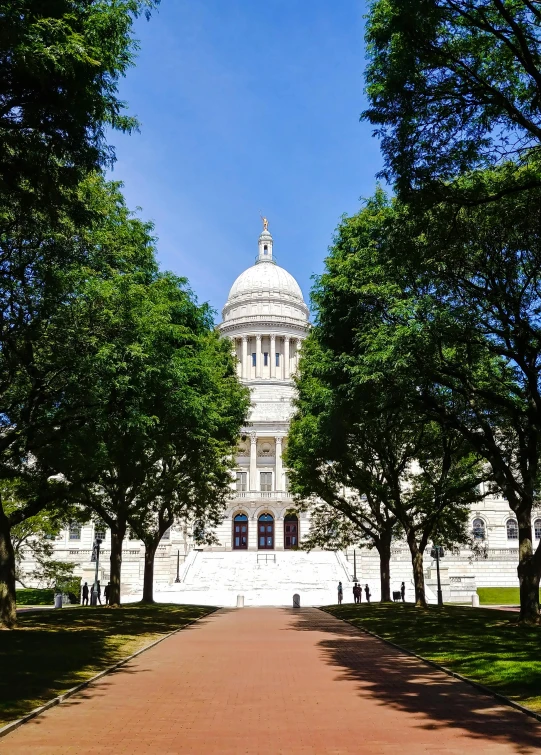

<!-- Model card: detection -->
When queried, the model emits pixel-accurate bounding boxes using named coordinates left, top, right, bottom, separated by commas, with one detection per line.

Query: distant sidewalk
left=5, top=607, right=541, bottom=754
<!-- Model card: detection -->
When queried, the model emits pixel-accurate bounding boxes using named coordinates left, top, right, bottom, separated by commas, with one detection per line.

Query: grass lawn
left=477, top=587, right=529, bottom=605
left=0, top=603, right=215, bottom=727
left=324, top=602, right=541, bottom=713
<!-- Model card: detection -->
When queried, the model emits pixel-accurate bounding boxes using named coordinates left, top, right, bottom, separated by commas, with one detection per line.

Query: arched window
left=507, top=519, right=519, bottom=540
left=534, top=519, right=541, bottom=540
left=472, top=518, right=485, bottom=540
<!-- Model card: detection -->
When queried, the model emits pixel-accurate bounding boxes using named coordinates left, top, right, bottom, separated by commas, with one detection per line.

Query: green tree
left=301, top=195, right=488, bottom=606
left=364, top=0, right=541, bottom=201
left=319, top=186, right=541, bottom=621
left=0, top=176, right=159, bottom=627
left=0, top=0, right=160, bottom=212
left=286, top=337, right=400, bottom=602
left=59, top=273, right=249, bottom=606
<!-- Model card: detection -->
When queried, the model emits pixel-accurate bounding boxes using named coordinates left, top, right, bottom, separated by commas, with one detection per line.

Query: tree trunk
left=378, top=530, right=392, bottom=602
left=141, top=540, right=158, bottom=603
left=407, top=533, right=426, bottom=607
left=0, top=509, right=17, bottom=628
left=109, top=521, right=126, bottom=606
left=517, top=512, right=540, bottom=623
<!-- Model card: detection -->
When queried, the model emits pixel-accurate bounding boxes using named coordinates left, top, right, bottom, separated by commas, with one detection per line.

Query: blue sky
left=109, top=0, right=381, bottom=319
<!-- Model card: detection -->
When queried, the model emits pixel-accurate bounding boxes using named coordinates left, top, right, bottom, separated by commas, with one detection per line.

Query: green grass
left=0, top=603, right=215, bottom=727
left=324, top=603, right=541, bottom=712
left=477, top=587, right=527, bottom=605
left=16, top=588, right=55, bottom=606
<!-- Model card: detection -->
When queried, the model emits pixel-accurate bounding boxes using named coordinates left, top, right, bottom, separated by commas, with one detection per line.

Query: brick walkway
left=5, top=607, right=541, bottom=754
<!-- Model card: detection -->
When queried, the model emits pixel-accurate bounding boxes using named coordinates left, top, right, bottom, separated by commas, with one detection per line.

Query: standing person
left=401, top=581, right=406, bottom=602
left=337, top=581, right=343, bottom=605
left=82, top=582, right=89, bottom=606
left=364, top=583, right=371, bottom=604
left=104, top=582, right=111, bottom=605
left=96, top=580, right=102, bottom=605
left=353, top=582, right=359, bottom=604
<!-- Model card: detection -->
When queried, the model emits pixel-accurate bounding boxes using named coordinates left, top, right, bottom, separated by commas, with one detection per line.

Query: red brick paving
left=4, top=607, right=541, bottom=754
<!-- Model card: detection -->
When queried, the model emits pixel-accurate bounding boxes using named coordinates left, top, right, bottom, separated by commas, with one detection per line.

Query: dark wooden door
left=258, top=516, right=274, bottom=549
left=284, top=518, right=298, bottom=549
left=233, top=520, right=248, bottom=549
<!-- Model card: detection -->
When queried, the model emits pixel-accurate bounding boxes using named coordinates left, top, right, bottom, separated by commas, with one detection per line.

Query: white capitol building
left=37, top=223, right=536, bottom=605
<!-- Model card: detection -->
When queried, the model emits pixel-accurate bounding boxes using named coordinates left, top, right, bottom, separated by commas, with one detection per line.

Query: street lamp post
left=175, top=549, right=181, bottom=583
left=430, top=544, right=445, bottom=606
left=353, top=549, right=357, bottom=581
left=90, top=537, right=102, bottom=606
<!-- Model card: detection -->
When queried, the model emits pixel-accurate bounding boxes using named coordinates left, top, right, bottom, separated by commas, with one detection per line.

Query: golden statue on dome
left=261, top=215, right=269, bottom=231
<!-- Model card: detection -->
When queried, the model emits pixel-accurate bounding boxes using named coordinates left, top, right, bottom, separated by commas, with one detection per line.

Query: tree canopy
left=0, top=0, right=160, bottom=211
left=364, top=0, right=541, bottom=201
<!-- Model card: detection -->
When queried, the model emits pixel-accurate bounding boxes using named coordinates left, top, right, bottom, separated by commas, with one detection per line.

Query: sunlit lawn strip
left=324, top=603, right=541, bottom=713
left=0, top=603, right=215, bottom=727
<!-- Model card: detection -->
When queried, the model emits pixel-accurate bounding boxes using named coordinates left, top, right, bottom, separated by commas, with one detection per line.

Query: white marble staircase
left=154, top=549, right=353, bottom=607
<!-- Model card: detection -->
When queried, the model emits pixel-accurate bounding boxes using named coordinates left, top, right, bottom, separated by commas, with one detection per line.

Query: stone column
left=255, top=335, right=262, bottom=379
left=275, top=436, right=283, bottom=491
left=284, top=336, right=290, bottom=379
left=242, top=336, right=248, bottom=380
left=249, top=432, right=258, bottom=491
left=231, top=338, right=240, bottom=377
left=270, top=334, right=276, bottom=379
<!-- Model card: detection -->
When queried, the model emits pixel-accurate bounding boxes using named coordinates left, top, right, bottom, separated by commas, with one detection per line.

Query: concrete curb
left=0, top=606, right=218, bottom=740
left=318, top=607, right=541, bottom=725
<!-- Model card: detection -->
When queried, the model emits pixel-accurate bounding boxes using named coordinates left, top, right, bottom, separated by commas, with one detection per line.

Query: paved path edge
left=318, top=606, right=541, bottom=725
left=0, top=606, right=219, bottom=740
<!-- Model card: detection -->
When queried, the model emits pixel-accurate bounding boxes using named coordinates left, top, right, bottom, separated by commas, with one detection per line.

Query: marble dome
left=221, top=226, right=309, bottom=326
left=227, top=261, right=305, bottom=304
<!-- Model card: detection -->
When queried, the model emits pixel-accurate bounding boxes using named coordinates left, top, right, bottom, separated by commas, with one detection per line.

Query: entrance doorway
left=284, top=514, right=299, bottom=549
left=233, top=513, right=248, bottom=549
left=258, top=513, right=274, bottom=549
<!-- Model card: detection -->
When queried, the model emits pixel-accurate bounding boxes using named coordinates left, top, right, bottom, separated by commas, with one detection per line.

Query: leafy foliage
left=364, top=0, right=541, bottom=200
left=0, top=0, right=160, bottom=211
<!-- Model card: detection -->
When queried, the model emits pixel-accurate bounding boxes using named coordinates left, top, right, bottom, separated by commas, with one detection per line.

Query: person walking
left=104, top=582, right=111, bottom=605
left=364, top=583, right=371, bottom=604
left=82, top=582, right=89, bottom=606
left=400, top=581, right=406, bottom=602
left=337, top=581, right=343, bottom=605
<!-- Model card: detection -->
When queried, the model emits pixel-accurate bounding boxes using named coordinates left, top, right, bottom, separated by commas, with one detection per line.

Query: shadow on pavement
left=286, top=607, right=541, bottom=754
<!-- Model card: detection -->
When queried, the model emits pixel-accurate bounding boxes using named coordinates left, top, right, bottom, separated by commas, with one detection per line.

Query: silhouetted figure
left=82, top=582, right=89, bottom=606
left=401, top=581, right=406, bottom=602
left=353, top=583, right=359, bottom=603
left=337, top=581, right=343, bottom=605
left=104, top=582, right=111, bottom=605
left=96, top=580, right=102, bottom=605
left=364, top=583, right=371, bottom=604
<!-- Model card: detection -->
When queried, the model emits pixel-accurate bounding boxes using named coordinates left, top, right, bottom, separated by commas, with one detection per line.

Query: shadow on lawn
left=0, top=604, right=214, bottom=726
left=286, top=607, right=541, bottom=754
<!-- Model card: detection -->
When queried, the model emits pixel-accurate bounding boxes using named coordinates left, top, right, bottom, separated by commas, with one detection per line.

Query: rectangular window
left=260, top=472, right=272, bottom=492
left=275, top=353, right=280, bottom=367
left=264, top=352, right=269, bottom=366
left=95, top=525, right=106, bottom=542
left=252, top=353, right=256, bottom=367
left=69, top=523, right=81, bottom=541
left=236, top=471, right=247, bottom=492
